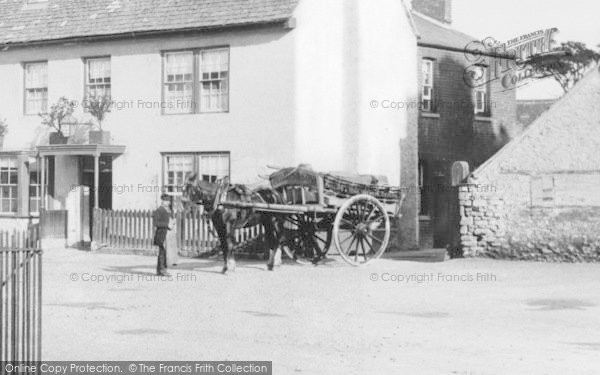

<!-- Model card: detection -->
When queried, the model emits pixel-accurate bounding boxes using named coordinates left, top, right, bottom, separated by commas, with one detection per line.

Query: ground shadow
left=241, top=310, right=286, bottom=318
left=567, top=342, right=600, bottom=351
left=48, top=302, right=122, bottom=311
left=525, top=298, right=596, bottom=311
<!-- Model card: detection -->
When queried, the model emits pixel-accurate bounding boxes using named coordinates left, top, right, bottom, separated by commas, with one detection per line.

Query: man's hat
left=160, top=193, right=171, bottom=201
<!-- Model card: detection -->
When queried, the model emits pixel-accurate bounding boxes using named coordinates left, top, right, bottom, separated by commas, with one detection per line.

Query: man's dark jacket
left=153, top=206, right=171, bottom=245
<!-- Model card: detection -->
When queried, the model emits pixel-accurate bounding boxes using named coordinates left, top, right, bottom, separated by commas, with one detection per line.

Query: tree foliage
left=83, top=94, right=112, bottom=130
left=531, top=41, right=600, bottom=93
left=39, top=97, right=77, bottom=136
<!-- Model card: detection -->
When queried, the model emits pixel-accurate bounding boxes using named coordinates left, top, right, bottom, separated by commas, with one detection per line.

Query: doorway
left=432, top=172, right=460, bottom=250
left=81, top=156, right=113, bottom=240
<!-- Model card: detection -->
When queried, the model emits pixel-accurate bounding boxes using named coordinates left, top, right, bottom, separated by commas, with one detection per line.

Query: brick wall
left=417, top=46, right=518, bottom=169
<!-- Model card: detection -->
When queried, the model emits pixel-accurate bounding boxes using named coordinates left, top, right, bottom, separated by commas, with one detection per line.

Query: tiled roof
left=0, top=0, right=299, bottom=46
left=412, top=11, right=478, bottom=51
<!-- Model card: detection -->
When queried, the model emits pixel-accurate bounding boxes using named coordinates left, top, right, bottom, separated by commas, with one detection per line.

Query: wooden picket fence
left=93, top=209, right=155, bottom=251
left=0, top=224, right=41, bottom=250
left=1, top=226, right=43, bottom=362
left=92, top=208, right=263, bottom=256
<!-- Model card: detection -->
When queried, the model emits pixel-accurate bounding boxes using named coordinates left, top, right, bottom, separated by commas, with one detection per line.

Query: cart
left=217, top=165, right=404, bottom=266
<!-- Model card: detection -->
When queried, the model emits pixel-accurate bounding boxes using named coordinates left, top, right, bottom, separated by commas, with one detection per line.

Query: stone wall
left=458, top=181, right=600, bottom=262
left=458, top=69, right=600, bottom=262
left=458, top=183, right=506, bottom=257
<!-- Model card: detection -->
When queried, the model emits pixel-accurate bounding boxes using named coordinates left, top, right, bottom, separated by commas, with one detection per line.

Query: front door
left=81, top=156, right=113, bottom=240
left=432, top=174, right=460, bottom=249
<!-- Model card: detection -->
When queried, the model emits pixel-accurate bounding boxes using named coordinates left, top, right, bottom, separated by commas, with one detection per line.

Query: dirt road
left=43, top=248, right=600, bottom=374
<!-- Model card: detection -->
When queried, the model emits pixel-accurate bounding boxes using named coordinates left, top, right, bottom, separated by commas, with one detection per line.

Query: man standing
left=153, top=194, right=172, bottom=276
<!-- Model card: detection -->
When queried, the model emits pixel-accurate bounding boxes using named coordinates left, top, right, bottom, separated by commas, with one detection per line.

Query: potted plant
left=0, top=118, right=7, bottom=149
left=83, top=94, right=112, bottom=144
left=40, top=97, right=77, bottom=144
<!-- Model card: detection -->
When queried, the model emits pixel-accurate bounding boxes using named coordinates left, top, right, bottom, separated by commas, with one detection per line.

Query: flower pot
left=89, top=130, right=111, bottom=145
left=49, top=132, right=69, bottom=145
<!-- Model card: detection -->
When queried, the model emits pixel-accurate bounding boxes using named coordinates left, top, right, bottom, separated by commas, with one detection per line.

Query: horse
left=182, top=174, right=283, bottom=273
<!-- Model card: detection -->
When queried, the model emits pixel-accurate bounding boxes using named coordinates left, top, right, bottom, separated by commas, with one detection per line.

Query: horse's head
left=182, top=173, right=220, bottom=210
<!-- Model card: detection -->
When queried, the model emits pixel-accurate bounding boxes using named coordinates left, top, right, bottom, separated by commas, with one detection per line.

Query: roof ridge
left=471, top=67, right=600, bottom=178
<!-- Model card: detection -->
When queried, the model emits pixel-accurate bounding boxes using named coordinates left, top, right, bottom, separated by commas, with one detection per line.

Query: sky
left=451, top=0, right=600, bottom=99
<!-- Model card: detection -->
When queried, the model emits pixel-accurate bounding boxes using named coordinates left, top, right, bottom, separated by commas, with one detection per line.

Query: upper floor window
left=473, top=65, right=490, bottom=116
left=199, top=49, right=229, bottom=113
left=163, top=152, right=230, bottom=193
left=163, top=48, right=229, bottom=114
left=164, top=52, right=194, bottom=114
left=0, top=156, right=18, bottom=213
left=421, top=59, right=434, bottom=112
left=85, top=57, right=111, bottom=99
left=24, top=62, right=48, bottom=115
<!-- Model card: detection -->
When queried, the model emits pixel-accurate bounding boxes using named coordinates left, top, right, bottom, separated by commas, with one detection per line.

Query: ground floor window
left=163, top=152, right=230, bottom=193
left=28, top=158, right=42, bottom=214
left=0, top=156, right=18, bottom=213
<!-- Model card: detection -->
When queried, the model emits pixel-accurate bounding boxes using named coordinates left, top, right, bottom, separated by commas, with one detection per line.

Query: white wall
left=293, top=0, right=418, bottom=184
left=292, top=0, right=346, bottom=172
left=0, top=5, right=419, bottom=215
left=52, top=156, right=79, bottom=210
left=0, top=26, right=296, bottom=210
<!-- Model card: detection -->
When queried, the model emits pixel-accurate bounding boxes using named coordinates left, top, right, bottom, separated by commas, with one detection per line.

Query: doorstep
left=383, top=248, right=447, bottom=263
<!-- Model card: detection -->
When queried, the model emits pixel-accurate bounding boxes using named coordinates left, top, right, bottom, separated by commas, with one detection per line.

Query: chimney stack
left=411, top=0, right=452, bottom=25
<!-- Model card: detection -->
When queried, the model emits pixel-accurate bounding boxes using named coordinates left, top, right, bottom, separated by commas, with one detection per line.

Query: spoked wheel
left=333, top=194, right=390, bottom=266
left=279, top=214, right=333, bottom=264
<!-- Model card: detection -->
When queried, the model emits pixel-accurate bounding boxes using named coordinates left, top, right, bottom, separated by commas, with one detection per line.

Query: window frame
left=421, top=58, right=435, bottom=112
left=23, top=61, right=48, bottom=116
left=0, top=156, right=19, bottom=214
left=161, top=152, right=231, bottom=195
left=198, top=49, right=230, bottom=113
left=473, top=65, right=491, bottom=116
left=83, top=56, right=112, bottom=102
left=161, top=46, right=230, bottom=115
left=27, top=157, right=45, bottom=216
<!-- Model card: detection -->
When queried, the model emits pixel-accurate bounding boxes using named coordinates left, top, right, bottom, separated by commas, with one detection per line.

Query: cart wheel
left=333, top=194, right=390, bottom=266
left=280, top=214, right=332, bottom=264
